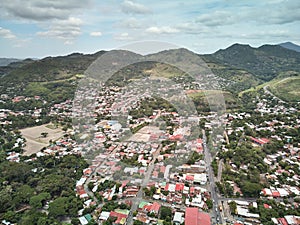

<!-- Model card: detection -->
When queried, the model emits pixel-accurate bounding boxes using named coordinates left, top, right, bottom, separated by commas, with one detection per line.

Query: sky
left=0, top=0, right=299, bottom=58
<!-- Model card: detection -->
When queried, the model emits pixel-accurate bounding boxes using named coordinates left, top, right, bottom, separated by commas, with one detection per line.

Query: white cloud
left=0, top=0, right=91, bottom=21
left=37, top=17, right=82, bottom=44
left=90, top=31, right=102, bottom=37
left=121, top=0, right=151, bottom=14
left=118, top=17, right=143, bottom=29
left=145, top=26, right=179, bottom=34
left=114, top=32, right=133, bottom=41
left=0, top=27, right=16, bottom=39
left=195, top=1, right=300, bottom=27
left=196, top=11, right=235, bottom=27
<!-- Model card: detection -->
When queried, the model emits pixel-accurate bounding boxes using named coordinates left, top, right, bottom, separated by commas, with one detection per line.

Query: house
left=185, top=208, right=211, bottom=225
left=173, top=212, right=184, bottom=225
left=250, top=137, right=270, bottom=146
left=150, top=202, right=161, bottom=215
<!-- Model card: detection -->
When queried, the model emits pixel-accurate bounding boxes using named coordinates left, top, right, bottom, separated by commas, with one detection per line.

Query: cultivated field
left=20, top=123, right=64, bottom=156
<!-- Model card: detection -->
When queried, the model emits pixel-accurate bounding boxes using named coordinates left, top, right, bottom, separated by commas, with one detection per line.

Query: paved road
left=202, top=130, right=223, bottom=224
left=217, top=159, right=223, bottom=182
left=126, top=145, right=162, bottom=225
left=84, top=147, right=119, bottom=204
left=263, top=85, right=286, bottom=103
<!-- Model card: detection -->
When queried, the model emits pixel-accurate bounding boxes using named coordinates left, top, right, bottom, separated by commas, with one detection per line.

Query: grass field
left=269, top=76, right=300, bottom=102
left=239, top=75, right=300, bottom=102
left=20, top=123, right=64, bottom=156
left=187, top=89, right=238, bottom=110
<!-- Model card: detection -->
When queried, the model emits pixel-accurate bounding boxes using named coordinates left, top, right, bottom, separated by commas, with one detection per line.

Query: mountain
left=205, top=43, right=300, bottom=82
left=0, top=44, right=299, bottom=104
left=279, top=42, right=300, bottom=53
left=0, top=58, right=21, bottom=66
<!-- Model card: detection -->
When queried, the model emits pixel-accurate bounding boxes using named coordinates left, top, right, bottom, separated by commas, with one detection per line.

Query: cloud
left=118, top=17, right=143, bottom=29
left=255, top=0, right=300, bottom=25
left=37, top=17, right=82, bottom=44
left=90, top=31, right=102, bottom=37
left=195, top=0, right=300, bottom=27
left=0, top=27, right=16, bottom=39
left=114, top=32, right=133, bottom=41
left=121, top=0, right=151, bottom=14
left=145, top=26, right=179, bottom=34
left=175, top=22, right=209, bottom=34
left=196, top=11, right=235, bottom=27
left=0, top=0, right=91, bottom=21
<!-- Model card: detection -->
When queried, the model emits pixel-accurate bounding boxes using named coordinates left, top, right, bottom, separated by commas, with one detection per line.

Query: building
left=185, top=207, right=211, bottom=225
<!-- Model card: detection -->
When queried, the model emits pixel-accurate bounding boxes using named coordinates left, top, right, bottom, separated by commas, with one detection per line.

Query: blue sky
left=0, top=0, right=299, bottom=58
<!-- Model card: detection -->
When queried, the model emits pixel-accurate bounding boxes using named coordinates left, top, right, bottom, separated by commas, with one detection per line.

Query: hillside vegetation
left=207, top=44, right=300, bottom=81
left=0, top=43, right=300, bottom=107
left=269, top=76, right=300, bottom=102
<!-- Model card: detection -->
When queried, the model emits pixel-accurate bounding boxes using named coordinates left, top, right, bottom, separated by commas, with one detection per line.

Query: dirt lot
left=128, top=126, right=161, bottom=142
left=20, top=123, right=64, bottom=156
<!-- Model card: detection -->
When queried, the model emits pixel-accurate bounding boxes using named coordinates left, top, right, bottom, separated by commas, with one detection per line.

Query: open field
left=239, top=76, right=300, bottom=102
left=20, top=123, right=64, bottom=156
left=128, top=126, right=161, bottom=142
left=269, top=76, right=300, bottom=102
left=187, top=89, right=238, bottom=110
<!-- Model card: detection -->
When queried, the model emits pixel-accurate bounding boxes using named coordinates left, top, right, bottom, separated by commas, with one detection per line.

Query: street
left=202, top=130, right=223, bottom=224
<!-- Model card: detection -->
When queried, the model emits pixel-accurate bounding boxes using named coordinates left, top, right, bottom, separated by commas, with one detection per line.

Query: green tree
left=30, top=192, right=51, bottom=209
left=160, top=206, right=172, bottom=221
left=48, top=197, right=68, bottom=218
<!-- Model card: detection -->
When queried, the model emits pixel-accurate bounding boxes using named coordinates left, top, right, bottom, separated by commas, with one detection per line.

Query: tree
left=206, top=199, right=213, bottom=209
left=160, top=206, right=172, bottom=221
left=41, top=132, right=48, bottom=138
left=13, top=185, right=35, bottom=207
left=48, top=197, right=68, bottom=218
left=0, top=188, right=13, bottom=213
left=30, top=192, right=51, bottom=209
left=240, top=181, right=262, bottom=197
left=229, top=201, right=237, bottom=215
left=133, top=220, right=143, bottom=225
left=71, top=218, right=80, bottom=225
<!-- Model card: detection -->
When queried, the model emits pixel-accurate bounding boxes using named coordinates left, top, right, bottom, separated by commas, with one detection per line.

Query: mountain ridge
left=0, top=43, right=299, bottom=101
left=279, top=42, right=300, bottom=52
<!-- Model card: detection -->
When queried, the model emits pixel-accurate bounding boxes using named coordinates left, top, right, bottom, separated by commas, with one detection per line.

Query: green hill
left=206, top=43, right=300, bottom=82
left=269, top=76, right=300, bottom=102
left=279, top=42, right=300, bottom=53
left=0, top=51, right=105, bottom=98
left=1, top=44, right=299, bottom=106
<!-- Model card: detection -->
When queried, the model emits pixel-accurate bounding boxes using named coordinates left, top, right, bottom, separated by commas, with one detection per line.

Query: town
left=0, top=69, right=299, bottom=225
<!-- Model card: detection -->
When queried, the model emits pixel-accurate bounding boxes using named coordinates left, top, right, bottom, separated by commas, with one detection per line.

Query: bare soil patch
left=20, top=123, right=64, bottom=156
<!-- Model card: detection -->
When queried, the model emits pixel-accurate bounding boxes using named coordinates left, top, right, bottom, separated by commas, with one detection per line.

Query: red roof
left=160, top=166, right=166, bottom=173
left=186, top=175, right=194, bottom=181
left=169, top=134, right=183, bottom=140
left=110, top=211, right=127, bottom=224
left=250, top=137, right=270, bottom=145
left=278, top=218, right=288, bottom=225
left=185, top=208, right=211, bottom=225
left=185, top=208, right=199, bottom=225
left=272, top=191, right=280, bottom=197
left=198, top=212, right=211, bottom=225
left=197, top=139, right=203, bottom=144
left=263, top=203, right=271, bottom=209
left=190, top=187, right=195, bottom=194
left=143, top=205, right=152, bottom=212
left=122, top=180, right=129, bottom=187
left=175, top=183, right=184, bottom=192
left=152, top=171, right=158, bottom=177
left=165, top=183, right=169, bottom=191
left=150, top=202, right=161, bottom=213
